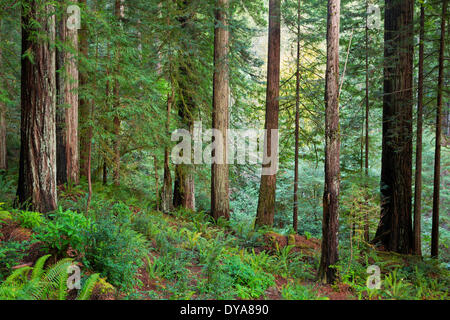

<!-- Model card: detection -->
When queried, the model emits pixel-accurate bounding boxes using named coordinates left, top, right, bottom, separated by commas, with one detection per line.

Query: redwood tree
left=56, top=0, right=79, bottom=186
left=413, top=4, right=425, bottom=256
left=293, top=0, right=301, bottom=233
left=78, top=0, right=89, bottom=178
left=374, top=0, right=414, bottom=254
left=113, top=0, right=124, bottom=186
left=0, top=20, right=6, bottom=173
left=17, top=1, right=57, bottom=213
left=173, top=0, right=195, bottom=211
left=318, top=0, right=341, bottom=284
left=431, top=0, right=447, bottom=258
left=211, top=0, right=230, bottom=221
left=255, top=0, right=281, bottom=227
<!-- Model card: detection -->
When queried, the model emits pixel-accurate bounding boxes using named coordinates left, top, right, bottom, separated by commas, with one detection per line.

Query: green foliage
left=34, top=207, right=93, bottom=256
left=0, top=255, right=100, bottom=300
left=281, top=282, right=328, bottom=300
left=84, top=201, right=148, bottom=292
left=13, top=210, right=44, bottom=229
left=0, top=240, right=32, bottom=282
left=222, top=255, right=275, bottom=299
left=0, top=204, right=12, bottom=223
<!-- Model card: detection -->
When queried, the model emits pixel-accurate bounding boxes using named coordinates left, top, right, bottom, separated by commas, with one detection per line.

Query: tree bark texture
left=431, top=0, right=447, bottom=258
left=413, top=5, right=425, bottom=256
left=255, top=0, right=281, bottom=228
left=211, top=0, right=230, bottom=221
left=56, top=0, right=79, bottom=186
left=374, top=0, right=414, bottom=254
left=17, top=1, right=57, bottom=213
left=318, top=0, right=340, bottom=284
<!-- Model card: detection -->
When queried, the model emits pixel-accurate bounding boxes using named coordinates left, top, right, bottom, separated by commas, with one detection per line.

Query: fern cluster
left=0, top=254, right=99, bottom=300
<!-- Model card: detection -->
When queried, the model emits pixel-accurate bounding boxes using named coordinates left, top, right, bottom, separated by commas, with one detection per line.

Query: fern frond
left=30, top=258, right=73, bottom=300
left=76, top=273, right=100, bottom=300
left=31, top=254, right=51, bottom=281
left=2, top=266, right=32, bottom=286
left=58, top=264, right=70, bottom=300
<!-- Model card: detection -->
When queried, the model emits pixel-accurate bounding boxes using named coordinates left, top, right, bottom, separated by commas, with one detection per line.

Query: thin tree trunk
left=293, top=0, right=301, bottom=232
left=17, top=1, right=57, bottom=213
left=87, top=36, right=99, bottom=213
left=102, top=158, right=107, bottom=185
left=211, top=0, right=230, bottom=221
left=431, top=0, right=447, bottom=258
left=363, top=0, right=370, bottom=242
left=153, top=155, right=160, bottom=211
left=79, top=0, right=89, bottom=178
left=255, top=0, right=281, bottom=228
left=374, top=0, right=414, bottom=254
left=413, top=5, right=425, bottom=257
left=318, top=0, right=340, bottom=284
left=0, top=20, right=7, bottom=172
left=113, top=0, right=124, bottom=186
left=162, top=91, right=174, bottom=213
left=56, top=0, right=79, bottom=186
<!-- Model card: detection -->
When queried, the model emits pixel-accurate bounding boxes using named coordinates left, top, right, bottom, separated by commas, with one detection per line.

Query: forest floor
left=0, top=179, right=449, bottom=300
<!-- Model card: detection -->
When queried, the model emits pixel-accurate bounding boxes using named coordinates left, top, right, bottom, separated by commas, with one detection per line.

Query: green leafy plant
left=0, top=254, right=100, bottom=300
left=14, top=210, right=44, bottom=229
left=84, top=209, right=148, bottom=292
left=34, top=207, right=93, bottom=256
left=0, top=240, right=32, bottom=281
left=281, top=282, right=327, bottom=300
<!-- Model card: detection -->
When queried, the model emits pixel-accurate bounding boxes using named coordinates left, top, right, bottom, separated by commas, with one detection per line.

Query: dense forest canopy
left=0, top=0, right=448, bottom=301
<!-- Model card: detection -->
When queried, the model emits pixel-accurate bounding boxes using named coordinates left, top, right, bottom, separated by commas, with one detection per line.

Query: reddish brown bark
left=374, top=0, right=414, bottom=254
left=431, top=0, right=447, bottom=258
left=255, top=0, right=281, bottom=228
left=79, top=0, right=89, bottom=178
left=211, top=0, right=230, bottom=221
left=318, top=0, right=340, bottom=284
left=56, top=0, right=79, bottom=186
left=293, top=0, right=301, bottom=232
left=363, top=0, right=370, bottom=242
left=413, top=5, right=425, bottom=256
left=17, top=1, right=57, bottom=213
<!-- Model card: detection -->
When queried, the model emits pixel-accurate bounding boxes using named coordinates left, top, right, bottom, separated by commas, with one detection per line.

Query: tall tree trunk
left=87, top=36, right=99, bottom=213
left=17, top=1, right=57, bottom=213
left=0, top=21, right=7, bottom=173
left=363, top=0, right=370, bottom=242
left=413, top=5, right=425, bottom=257
left=255, top=0, right=281, bottom=227
left=211, top=0, right=230, bottom=221
left=173, top=0, right=195, bottom=211
left=374, top=0, right=414, bottom=254
left=56, top=0, right=79, bottom=186
left=162, top=91, right=174, bottom=213
left=79, top=0, right=89, bottom=178
left=318, top=0, right=341, bottom=284
left=293, top=0, right=301, bottom=232
left=431, top=0, right=447, bottom=258
left=113, top=0, right=124, bottom=186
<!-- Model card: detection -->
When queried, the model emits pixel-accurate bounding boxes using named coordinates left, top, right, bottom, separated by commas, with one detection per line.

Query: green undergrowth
left=0, top=180, right=449, bottom=300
